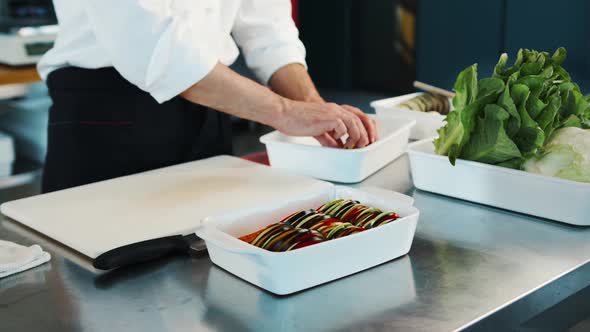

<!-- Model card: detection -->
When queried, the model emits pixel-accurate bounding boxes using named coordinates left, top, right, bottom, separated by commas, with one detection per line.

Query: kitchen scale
left=0, top=0, right=57, bottom=65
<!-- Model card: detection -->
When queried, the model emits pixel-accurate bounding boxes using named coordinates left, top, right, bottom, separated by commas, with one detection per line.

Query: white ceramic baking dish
left=195, top=185, right=419, bottom=295
left=407, top=139, right=590, bottom=226
left=260, top=116, right=415, bottom=183
left=371, top=92, right=451, bottom=140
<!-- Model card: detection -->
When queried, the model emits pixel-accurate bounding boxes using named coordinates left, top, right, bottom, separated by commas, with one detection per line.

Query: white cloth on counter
left=0, top=240, right=51, bottom=279
left=38, top=0, right=307, bottom=104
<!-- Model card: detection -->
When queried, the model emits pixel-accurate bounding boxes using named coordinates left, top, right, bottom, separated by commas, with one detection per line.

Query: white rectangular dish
left=371, top=92, right=450, bottom=140
left=260, top=116, right=415, bottom=183
left=408, top=139, right=590, bottom=226
left=195, top=185, right=419, bottom=295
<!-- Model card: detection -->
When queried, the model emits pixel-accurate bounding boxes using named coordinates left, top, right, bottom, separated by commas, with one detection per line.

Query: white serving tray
left=260, top=116, right=415, bottom=183
left=408, top=139, right=590, bottom=226
left=371, top=92, right=450, bottom=140
left=195, top=185, right=419, bottom=295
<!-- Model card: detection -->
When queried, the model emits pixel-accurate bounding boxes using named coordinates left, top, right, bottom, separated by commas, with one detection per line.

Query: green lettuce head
left=523, top=127, right=590, bottom=183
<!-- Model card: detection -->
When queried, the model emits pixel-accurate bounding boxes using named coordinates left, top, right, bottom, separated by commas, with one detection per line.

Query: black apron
left=43, top=67, right=233, bottom=193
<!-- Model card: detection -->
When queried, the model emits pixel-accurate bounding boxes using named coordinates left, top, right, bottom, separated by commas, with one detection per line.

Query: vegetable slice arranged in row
left=239, top=199, right=400, bottom=252
left=248, top=223, right=325, bottom=252
left=317, top=199, right=400, bottom=229
left=398, top=93, right=451, bottom=115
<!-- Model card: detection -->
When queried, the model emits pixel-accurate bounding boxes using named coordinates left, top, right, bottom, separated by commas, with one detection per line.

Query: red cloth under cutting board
left=240, top=151, right=270, bottom=165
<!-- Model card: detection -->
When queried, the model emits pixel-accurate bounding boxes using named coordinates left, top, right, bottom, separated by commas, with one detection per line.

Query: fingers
left=328, top=104, right=367, bottom=148
left=331, top=119, right=347, bottom=140
left=316, top=117, right=346, bottom=148
left=276, top=99, right=374, bottom=149
left=314, top=133, right=342, bottom=148
left=338, top=113, right=361, bottom=148
left=341, top=105, right=379, bottom=144
left=351, top=114, right=370, bottom=148
left=348, top=114, right=367, bottom=148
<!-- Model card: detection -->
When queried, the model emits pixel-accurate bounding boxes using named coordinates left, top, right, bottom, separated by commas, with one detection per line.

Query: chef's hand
left=274, top=99, right=378, bottom=149
left=181, top=62, right=377, bottom=148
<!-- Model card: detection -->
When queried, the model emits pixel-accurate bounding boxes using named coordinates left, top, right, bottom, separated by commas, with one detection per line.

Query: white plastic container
left=371, top=92, right=450, bottom=140
left=0, top=131, right=15, bottom=177
left=407, top=139, right=590, bottom=226
left=195, top=185, right=419, bottom=295
left=260, top=117, right=415, bottom=183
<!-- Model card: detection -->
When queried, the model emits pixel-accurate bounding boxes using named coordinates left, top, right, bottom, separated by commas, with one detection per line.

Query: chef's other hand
left=274, top=99, right=377, bottom=149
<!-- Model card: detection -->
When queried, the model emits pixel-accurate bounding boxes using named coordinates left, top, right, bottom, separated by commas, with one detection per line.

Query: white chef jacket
left=38, top=0, right=307, bottom=103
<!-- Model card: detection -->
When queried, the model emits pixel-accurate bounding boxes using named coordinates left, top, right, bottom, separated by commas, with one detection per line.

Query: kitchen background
left=0, top=1, right=589, bottom=330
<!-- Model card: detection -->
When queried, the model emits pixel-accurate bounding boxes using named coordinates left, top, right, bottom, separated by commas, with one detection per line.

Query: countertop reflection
left=1, top=155, right=589, bottom=332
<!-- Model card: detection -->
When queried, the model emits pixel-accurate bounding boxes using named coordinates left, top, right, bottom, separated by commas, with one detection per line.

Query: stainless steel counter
left=1, top=156, right=589, bottom=332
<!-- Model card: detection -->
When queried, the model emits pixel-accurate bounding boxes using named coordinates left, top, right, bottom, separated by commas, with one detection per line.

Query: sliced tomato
left=341, top=206, right=366, bottom=222
left=239, top=228, right=266, bottom=243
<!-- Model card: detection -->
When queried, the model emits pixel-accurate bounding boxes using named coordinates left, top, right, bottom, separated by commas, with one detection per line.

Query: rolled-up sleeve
left=232, top=0, right=307, bottom=85
left=83, top=0, right=220, bottom=103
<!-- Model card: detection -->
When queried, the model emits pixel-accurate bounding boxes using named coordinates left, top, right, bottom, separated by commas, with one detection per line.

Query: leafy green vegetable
left=433, top=67, right=506, bottom=165
left=512, top=126, right=544, bottom=156
left=452, top=64, right=478, bottom=110
left=459, top=79, right=505, bottom=146
left=434, top=64, right=478, bottom=163
left=523, top=128, right=590, bottom=183
left=552, top=47, right=567, bottom=65
left=434, top=110, right=464, bottom=164
left=461, top=105, right=522, bottom=163
left=434, top=47, right=590, bottom=180
left=496, top=84, right=520, bottom=137
left=478, top=78, right=505, bottom=99
left=537, top=96, right=558, bottom=130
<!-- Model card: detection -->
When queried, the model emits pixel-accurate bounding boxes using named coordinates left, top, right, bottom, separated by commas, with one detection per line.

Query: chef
left=37, top=0, right=377, bottom=193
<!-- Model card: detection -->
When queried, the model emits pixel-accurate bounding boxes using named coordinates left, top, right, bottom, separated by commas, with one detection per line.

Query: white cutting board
left=1, top=155, right=331, bottom=258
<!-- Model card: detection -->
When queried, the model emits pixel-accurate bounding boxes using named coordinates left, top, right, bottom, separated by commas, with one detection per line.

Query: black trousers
left=42, top=67, right=233, bottom=193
